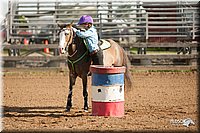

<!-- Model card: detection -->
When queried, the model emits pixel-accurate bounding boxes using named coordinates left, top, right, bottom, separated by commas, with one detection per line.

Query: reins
left=66, top=28, right=89, bottom=72
left=68, top=51, right=88, bottom=72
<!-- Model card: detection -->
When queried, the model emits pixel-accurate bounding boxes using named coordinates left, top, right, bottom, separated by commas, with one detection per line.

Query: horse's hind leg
left=82, top=74, right=88, bottom=112
left=66, top=73, right=77, bottom=112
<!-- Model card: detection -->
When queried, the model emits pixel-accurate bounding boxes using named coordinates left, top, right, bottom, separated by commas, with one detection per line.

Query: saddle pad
left=100, top=39, right=111, bottom=50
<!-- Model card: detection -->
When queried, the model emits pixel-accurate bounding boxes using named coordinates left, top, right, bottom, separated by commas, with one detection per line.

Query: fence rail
left=3, top=0, right=199, bottom=42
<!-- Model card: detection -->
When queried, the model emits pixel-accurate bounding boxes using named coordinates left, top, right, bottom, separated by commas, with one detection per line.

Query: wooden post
left=189, top=41, right=198, bottom=67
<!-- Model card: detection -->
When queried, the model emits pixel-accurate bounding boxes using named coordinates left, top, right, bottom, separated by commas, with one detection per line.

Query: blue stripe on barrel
left=92, top=73, right=124, bottom=86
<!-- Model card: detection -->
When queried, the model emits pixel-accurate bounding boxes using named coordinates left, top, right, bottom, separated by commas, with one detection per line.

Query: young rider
left=72, top=15, right=103, bottom=65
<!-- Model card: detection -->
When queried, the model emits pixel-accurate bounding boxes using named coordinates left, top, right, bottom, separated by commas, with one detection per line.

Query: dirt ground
left=2, top=67, right=199, bottom=132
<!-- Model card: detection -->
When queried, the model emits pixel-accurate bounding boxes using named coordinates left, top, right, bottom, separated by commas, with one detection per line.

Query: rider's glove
left=72, top=27, right=77, bottom=32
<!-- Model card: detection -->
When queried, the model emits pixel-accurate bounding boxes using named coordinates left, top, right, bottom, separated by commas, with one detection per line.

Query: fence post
left=5, top=15, right=9, bottom=42
left=189, top=41, right=198, bottom=67
left=53, top=0, right=59, bottom=42
left=99, top=13, right=102, bottom=39
left=9, top=0, right=12, bottom=38
left=145, top=12, right=149, bottom=41
left=192, top=12, right=195, bottom=40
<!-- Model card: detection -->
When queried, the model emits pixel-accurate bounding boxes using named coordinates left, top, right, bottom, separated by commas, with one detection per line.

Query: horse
left=58, top=22, right=132, bottom=112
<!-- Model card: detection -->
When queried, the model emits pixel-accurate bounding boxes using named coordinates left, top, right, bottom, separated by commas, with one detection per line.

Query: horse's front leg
left=66, top=73, right=77, bottom=112
left=82, top=74, right=88, bottom=112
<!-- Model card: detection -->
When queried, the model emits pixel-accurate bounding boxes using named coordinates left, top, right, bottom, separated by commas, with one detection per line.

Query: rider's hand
left=72, top=27, right=78, bottom=32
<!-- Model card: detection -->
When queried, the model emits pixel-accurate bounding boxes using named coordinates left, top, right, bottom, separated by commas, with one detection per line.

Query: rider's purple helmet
left=78, top=15, right=93, bottom=25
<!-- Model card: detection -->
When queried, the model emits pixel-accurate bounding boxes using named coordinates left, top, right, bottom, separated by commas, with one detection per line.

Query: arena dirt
left=2, top=68, right=199, bottom=132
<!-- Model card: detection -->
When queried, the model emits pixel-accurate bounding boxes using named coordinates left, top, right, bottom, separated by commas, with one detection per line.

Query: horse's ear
left=70, top=20, right=74, bottom=25
left=57, top=23, right=64, bottom=28
left=57, top=23, right=61, bottom=28
left=57, top=23, right=67, bottom=29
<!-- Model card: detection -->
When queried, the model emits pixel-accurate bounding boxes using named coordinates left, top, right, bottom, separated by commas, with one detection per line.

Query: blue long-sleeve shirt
left=73, top=26, right=99, bottom=53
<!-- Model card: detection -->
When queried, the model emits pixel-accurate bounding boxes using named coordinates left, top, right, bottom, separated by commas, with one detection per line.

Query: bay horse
left=58, top=22, right=132, bottom=112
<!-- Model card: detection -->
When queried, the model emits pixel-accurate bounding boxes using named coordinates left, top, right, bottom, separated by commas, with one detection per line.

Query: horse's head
left=58, top=22, right=74, bottom=54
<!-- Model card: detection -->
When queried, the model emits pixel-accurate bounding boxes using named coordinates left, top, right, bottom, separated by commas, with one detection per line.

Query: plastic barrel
left=90, top=65, right=126, bottom=117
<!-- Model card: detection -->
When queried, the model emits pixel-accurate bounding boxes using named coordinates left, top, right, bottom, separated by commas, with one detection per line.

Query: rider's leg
left=91, top=49, right=103, bottom=65
left=87, top=49, right=103, bottom=76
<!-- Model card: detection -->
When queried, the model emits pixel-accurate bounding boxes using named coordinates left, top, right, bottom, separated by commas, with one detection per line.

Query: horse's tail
left=122, top=49, right=133, bottom=91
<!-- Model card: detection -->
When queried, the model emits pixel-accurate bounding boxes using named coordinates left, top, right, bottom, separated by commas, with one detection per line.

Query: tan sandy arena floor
left=2, top=67, right=199, bottom=132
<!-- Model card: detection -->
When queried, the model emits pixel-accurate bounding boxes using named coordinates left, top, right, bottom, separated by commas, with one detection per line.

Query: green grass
left=130, top=48, right=177, bottom=55
left=130, top=69, right=197, bottom=73
left=147, top=69, right=195, bottom=72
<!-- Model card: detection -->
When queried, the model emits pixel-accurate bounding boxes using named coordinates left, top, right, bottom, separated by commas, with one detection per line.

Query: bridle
left=59, top=26, right=90, bottom=72
left=62, top=27, right=74, bottom=49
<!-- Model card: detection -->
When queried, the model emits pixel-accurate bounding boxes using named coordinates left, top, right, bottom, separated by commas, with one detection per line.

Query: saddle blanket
left=99, top=39, right=111, bottom=50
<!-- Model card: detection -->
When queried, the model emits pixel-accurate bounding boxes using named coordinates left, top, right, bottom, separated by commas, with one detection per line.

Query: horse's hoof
left=66, top=107, right=71, bottom=112
left=84, top=109, right=88, bottom=112
left=84, top=106, right=88, bottom=111
left=66, top=109, right=70, bottom=112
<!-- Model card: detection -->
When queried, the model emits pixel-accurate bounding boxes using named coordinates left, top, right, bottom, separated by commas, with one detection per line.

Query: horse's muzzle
left=59, top=47, right=66, bottom=54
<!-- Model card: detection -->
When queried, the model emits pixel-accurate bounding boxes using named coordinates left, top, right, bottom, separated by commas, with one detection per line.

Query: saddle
left=98, top=39, right=111, bottom=50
